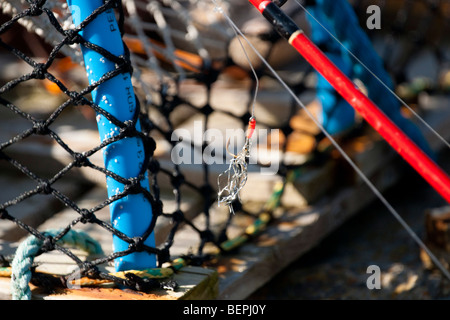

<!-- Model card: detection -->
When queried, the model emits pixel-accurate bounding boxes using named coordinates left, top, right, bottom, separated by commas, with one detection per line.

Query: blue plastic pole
left=66, top=0, right=156, bottom=271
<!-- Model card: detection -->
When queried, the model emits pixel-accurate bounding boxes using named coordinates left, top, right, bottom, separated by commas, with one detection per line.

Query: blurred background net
left=0, top=0, right=449, bottom=293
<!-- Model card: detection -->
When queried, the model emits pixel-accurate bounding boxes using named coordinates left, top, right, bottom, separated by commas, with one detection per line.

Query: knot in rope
left=124, top=177, right=142, bottom=195
left=142, top=135, right=157, bottom=155
left=115, top=55, right=133, bottom=74
left=80, top=209, right=96, bottom=224
left=32, top=63, right=47, bottom=80
left=68, top=91, right=85, bottom=106
left=73, top=152, right=90, bottom=168
left=32, top=120, right=49, bottom=135
left=200, top=103, right=214, bottom=116
left=157, top=248, right=171, bottom=265
left=120, top=120, right=137, bottom=138
left=37, top=180, right=52, bottom=195
left=129, top=236, right=145, bottom=252
left=64, top=29, right=83, bottom=46
left=199, top=230, right=215, bottom=243
left=41, top=235, right=55, bottom=253
left=171, top=210, right=185, bottom=223
left=28, top=2, right=44, bottom=16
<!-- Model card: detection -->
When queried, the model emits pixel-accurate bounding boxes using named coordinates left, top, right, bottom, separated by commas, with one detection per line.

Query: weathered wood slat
left=215, top=158, right=405, bottom=299
left=0, top=264, right=218, bottom=300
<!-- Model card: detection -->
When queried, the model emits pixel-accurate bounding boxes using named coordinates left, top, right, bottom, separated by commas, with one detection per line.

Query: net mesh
left=0, top=0, right=449, bottom=295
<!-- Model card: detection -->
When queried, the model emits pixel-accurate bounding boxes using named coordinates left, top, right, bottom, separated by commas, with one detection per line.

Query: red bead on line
left=247, top=117, right=256, bottom=139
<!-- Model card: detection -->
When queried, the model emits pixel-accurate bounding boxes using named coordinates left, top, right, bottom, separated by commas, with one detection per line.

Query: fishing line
left=294, top=0, right=450, bottom=150
left=213, top=0, right=450, bottom=281
left=213, top=0, right=259, bottom=213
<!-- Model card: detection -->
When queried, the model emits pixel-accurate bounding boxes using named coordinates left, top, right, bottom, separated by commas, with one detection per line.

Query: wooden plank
left=0, top=264, right=218, bottom=300
left=0, top=236, right=217, bottom=300
left=215, top=159, right=405, bottom=299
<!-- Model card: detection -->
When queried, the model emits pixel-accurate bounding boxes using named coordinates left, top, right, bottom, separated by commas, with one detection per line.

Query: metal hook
left=226, top=138, right=238, bottom=158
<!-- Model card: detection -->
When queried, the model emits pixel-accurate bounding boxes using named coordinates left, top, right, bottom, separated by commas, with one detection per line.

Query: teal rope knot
left=11, top=228, right=103, bottom=300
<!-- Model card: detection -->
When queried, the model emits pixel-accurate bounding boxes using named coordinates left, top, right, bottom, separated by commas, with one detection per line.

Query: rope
left=3, top=250, right=187, bottom=296
left=10, top=228, right=103, bottom=300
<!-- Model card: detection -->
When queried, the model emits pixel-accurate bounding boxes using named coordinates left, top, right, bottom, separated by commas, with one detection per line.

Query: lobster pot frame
left=0, top=0, right=450, bottom=300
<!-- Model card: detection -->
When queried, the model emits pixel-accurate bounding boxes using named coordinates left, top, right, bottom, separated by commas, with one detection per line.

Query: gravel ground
left=248, top=148, right=450, bottom=300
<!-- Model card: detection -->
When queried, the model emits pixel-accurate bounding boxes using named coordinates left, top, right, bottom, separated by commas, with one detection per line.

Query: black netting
left=0, top=0, right=449, bottom=296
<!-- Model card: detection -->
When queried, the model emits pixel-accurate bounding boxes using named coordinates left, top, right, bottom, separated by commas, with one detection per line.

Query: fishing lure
left=218, top=117, right=256, bottom=214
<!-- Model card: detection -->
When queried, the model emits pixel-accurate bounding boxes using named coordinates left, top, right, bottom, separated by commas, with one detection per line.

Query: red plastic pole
left=249, top=0, right=450, bottom=203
